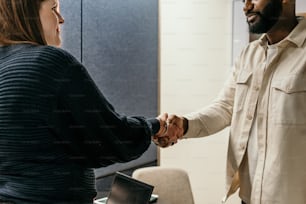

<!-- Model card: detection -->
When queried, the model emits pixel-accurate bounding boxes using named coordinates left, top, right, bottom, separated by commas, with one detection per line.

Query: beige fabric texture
left=183, top=18, right=306, bottom=204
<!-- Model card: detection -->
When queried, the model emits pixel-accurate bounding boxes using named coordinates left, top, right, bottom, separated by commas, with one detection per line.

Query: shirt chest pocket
left=271, top=74, right=306, bottom=125
left=234, top=70, right=252, bottom=112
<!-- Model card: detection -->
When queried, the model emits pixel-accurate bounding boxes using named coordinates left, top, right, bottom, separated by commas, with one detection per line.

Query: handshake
left=152, top=113, right=188, bottom=148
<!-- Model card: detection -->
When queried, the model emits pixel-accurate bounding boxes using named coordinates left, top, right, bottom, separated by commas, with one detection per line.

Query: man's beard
left=247, top=0, right=282, bottom=34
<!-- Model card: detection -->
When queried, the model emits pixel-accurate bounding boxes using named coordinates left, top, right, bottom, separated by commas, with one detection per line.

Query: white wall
left=159, top=1, right=240, bottom=203
left=297, top=0, right=306, bottom=14
left=159, top=1, right=306, bottom=203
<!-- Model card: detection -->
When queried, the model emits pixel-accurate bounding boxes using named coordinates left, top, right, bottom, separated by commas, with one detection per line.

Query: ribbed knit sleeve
left=53, top=47, right=154, bottom=167
left=0, top=44, right=154, bottom=204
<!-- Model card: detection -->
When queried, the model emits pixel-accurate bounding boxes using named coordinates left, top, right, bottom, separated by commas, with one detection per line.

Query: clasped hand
left=152, top=113, right=185, bottom=148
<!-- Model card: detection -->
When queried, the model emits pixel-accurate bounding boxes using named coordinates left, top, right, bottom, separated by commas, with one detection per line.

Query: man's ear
left=282, top=0, right=295, bottom=4
left=283, top=0, right=296, bottom=8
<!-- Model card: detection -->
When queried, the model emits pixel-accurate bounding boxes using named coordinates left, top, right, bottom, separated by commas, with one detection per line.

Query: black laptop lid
left=106, top=172, right=154, bottom=204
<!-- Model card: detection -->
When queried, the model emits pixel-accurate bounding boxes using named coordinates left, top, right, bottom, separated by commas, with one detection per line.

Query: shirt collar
left=258, top=17, right=306, bottom=48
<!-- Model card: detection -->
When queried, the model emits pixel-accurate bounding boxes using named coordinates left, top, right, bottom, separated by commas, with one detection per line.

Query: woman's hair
left=0, top=0, right=47, bottom=45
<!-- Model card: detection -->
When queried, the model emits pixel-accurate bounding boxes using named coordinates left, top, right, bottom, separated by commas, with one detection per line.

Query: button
left=240, top=144, right=246, bottom=150
left=247, top=115, right=253, bottom=120
left=254, top=86, right=260, bottom=91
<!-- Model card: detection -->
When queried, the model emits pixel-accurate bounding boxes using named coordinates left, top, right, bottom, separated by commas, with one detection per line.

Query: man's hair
left=0, top=0, right=47, bottom=45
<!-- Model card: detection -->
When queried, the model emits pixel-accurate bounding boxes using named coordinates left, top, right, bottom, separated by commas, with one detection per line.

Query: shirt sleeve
left=57, top=56, right=158, bottom=167
left=183, top=68, right=236, bottom=139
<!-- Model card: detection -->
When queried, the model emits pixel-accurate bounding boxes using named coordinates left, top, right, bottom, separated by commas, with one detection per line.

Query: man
left=159, top=0, right=306, bottom=203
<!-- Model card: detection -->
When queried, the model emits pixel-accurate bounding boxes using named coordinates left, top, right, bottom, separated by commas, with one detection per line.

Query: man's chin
left=249, top=29, right=264, bottom=34
left=248, top=23, right=268, bottom=34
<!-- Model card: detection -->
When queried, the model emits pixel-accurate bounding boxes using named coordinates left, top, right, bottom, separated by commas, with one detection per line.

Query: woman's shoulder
left=31, top=45, right=79, bottom=64
left=24, top=45, right=83, bottom=71
left=2, top=44, right=85, bottom=76
left=3, top=44, right=83, bottom=75
left=5, top=44, right=78, bottom=64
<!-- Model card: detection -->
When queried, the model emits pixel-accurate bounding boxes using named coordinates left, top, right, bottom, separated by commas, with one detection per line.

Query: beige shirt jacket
left=183, top=18, right=306, bottom=204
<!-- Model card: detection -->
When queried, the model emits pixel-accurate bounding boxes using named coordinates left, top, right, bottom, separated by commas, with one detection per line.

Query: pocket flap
left=236, top=69, right=252, bottom=84
left=272, top=74, right=306, bottom=93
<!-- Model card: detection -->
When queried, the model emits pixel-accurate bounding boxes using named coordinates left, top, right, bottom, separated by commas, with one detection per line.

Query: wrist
left=156, top=118, right=167, bottom=136
left=147, top=118, right=160, bottom=135
left=182, top=117, right=188, bottom=135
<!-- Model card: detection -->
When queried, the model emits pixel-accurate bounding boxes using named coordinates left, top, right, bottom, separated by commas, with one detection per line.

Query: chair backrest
left=132, top=166, right=195, bottom=204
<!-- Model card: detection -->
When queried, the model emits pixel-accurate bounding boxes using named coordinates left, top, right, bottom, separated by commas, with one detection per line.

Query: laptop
left=94, top=172, right=155, bottom=204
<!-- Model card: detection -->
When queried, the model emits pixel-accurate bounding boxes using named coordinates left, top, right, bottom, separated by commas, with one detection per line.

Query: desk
left=94, top=197, right=107, bottom=204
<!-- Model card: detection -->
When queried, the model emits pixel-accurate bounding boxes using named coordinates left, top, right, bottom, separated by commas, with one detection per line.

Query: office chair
left=132, top=166, right=195, bottom=204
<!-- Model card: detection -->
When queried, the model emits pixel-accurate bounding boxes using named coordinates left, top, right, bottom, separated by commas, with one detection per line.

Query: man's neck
left=266, top=17, right=298, bottom=45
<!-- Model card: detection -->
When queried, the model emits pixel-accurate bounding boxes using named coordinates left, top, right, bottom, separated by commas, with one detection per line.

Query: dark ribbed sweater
left=0, top=44, right=159, bottom=204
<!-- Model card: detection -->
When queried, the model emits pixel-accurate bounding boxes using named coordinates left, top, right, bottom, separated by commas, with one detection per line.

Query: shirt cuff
left=146, top=118, right=160, bottom=135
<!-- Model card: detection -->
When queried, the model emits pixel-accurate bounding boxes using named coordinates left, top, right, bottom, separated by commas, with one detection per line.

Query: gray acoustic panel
left=61, top=0, right=82, bottom=61
left=82, top=0, right=158, bottom=117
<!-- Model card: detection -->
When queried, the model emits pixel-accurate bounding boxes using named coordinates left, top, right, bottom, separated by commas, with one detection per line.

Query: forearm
left=183, top=72, right=235, bottom=138
left=183, top=104, right=231, bottom=138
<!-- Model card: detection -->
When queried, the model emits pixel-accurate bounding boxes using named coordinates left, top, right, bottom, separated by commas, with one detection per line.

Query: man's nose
left=243, top=0, right=254, bottom=13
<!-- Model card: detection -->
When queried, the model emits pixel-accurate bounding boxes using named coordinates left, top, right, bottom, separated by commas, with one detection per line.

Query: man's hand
left=152, top=113, right=188, bottom=148
left=167, top=114, right=186, bottom=140
left=152, top=113, right=169, bottom=147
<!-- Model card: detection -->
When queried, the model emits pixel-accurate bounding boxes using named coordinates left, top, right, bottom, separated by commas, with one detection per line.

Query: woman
left=0, top=0, right=167, bottom=203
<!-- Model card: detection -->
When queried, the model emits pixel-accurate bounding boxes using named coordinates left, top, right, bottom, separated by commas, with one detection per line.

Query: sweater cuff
left=146, top=118, right=160, bottom=135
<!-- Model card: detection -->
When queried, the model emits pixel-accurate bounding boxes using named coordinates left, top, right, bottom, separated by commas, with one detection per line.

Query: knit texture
left=0, top=44, right=154, bottom=204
